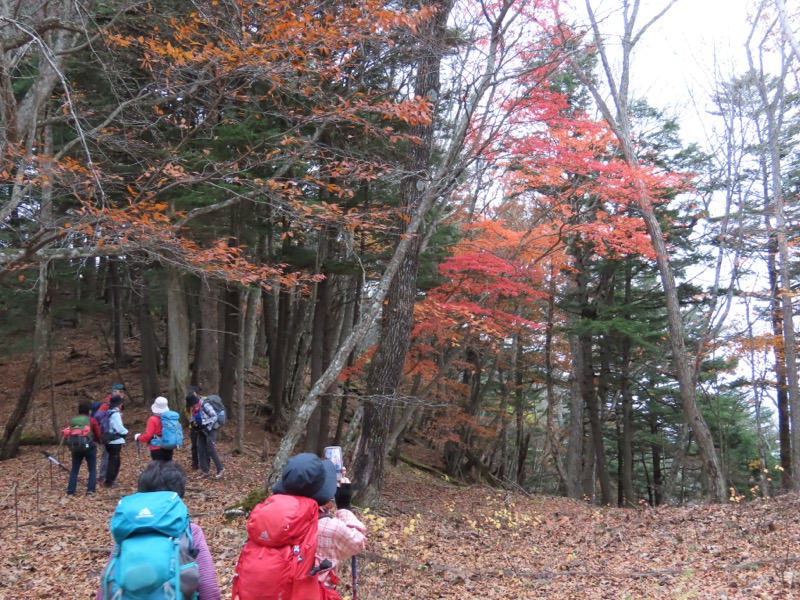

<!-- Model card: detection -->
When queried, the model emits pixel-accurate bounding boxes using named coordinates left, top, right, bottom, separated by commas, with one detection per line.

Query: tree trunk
left=565, top=331, right=585, bottom=499
left=544, top=269, right=567, bottom=491
left=580, top=328, right=612, bottom=505
left=305, top=269, right=331, bottom=453
left=0, top=261, right=52, bottom=459
left=350, top=0, right=454, bottom=505
left=767, top=234, right=792, bottom=488
left=650, top=412, right=663, bottom=506
left=195, top=277, right=220, bottom=393
left=236, top=291, right=247, bottom=453
left=749, top=50, right=799, bottom=488
left=166, top=268, right=191, bottom=412
left=138, top=278, right=161, bottom=403
left=243, top=286, right=261, bottom=371
left=219, top=285, right=240, bottom=410
left=619, top=267, right=636, bottom=506
left=509, top=337, right=526, bottom=486
left=578, top=0, right=726, bottom=502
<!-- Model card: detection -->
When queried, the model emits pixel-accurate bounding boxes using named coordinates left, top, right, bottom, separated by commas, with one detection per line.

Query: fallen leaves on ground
left=1, top=440, right=799, bottom=600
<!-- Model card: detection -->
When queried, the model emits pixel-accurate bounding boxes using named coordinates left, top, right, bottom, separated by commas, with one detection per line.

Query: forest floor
left=1, top=326, right=800, bottom=599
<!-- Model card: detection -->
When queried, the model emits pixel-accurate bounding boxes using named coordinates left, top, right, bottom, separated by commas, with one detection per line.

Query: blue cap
left=272, top=453, right=337, bottom=505
left=111, top=384, right=124, bottom=391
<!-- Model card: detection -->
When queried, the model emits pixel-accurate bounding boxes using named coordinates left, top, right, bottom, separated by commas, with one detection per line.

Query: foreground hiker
left=317, top=468, right=366, bottom=599
left=185, top=390, right=224, bottom=479
left=62, top=400, right=102, bottom=496
left=134, top=396, right=182, bottom=461
left=231, top=453, right=366, bottom=600
left=96, top=461, right=221, bottom=600
left=103, top=394, right=128, bottom=488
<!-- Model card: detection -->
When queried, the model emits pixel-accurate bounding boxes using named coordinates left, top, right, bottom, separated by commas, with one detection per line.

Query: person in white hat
left=134, top=396, right=174, bottom=461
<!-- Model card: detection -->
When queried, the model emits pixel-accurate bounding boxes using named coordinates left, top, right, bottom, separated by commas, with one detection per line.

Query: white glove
left=134, top=433, right=140, bottom=442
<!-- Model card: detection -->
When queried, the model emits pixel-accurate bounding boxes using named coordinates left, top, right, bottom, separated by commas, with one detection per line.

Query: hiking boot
left=196, top=472, right=211, bottom=479
left=215, top=469, right=226, bottom=479
left=104, top=482, right=120, bottom=489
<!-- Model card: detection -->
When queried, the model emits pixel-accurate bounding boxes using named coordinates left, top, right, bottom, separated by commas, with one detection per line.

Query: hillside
left=1, top=329, right=799, bottom=599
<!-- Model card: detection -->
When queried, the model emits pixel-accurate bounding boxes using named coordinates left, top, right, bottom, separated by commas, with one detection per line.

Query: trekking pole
left=41, top=450, right=70, bottom=473
left=136, top=440, right=143, bottom=474
left=352, top=555, right=358, bottom=600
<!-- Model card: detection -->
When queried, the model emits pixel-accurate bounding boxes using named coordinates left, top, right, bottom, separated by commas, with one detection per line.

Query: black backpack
left=65, top=415, right=93, bottom=453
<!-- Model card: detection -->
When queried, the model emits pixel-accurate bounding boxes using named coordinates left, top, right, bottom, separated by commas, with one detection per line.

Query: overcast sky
left=573, top=0, right=755, bottom=146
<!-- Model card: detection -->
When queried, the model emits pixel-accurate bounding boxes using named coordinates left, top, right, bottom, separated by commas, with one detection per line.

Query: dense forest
left=1, top=0, right=799, bottom=509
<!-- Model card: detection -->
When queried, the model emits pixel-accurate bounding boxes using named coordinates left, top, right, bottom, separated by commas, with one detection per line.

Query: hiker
left=103, top=393, right=128, bottom=488
left=231, top=453, right=366, bottom=600
left=134, top=396, right=178, bottom=461
left=185, top=387, right=201, bottom=470
left=317, top=467, right=366, bottom=599
left=185, top=390, right=224, bottom=479
left=97, top=384, right=124, bottom=485
left=63, top=400, right=102, bottom=496
left=96, top=461, right=221, bottom=600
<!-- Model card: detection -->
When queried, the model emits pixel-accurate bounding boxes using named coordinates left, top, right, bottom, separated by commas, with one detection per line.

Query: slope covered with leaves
left=2, top=443, right=800, bottom=599
left=0, top=329, right=799, bottom=599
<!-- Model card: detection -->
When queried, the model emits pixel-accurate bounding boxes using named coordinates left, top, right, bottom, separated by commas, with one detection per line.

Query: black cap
left=272, top=453, right=337, bottom=505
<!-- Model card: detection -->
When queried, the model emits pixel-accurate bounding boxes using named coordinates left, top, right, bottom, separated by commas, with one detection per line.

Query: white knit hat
left=151, top=396, right=169, bottom=415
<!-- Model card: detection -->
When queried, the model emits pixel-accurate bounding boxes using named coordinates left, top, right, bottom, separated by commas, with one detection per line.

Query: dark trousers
left=67, top=444, right=97, bottom=495
left=190, top=428, right=200, bottom=469
left=104, top=443, right=123, bottom=485
left=150, top=448, right=174, bottom=461
left=198, top=428, right=223, bottom=474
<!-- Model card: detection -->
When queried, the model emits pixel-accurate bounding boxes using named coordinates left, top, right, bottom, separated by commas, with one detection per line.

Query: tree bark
left=138, top=277, right=161, bottom=403
left=619, top=267, right=636, bottom=506
left=166, top=267, right=191, bottom=411
left=218, top=284, right=240, bottom=410
left=767, top=234, right=792, bottom=488
left=195, top=277, right=220, bottom=393
left=565, top=331, right=585, bottom=499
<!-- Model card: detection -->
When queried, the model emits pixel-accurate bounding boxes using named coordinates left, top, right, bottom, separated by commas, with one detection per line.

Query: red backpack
left=232, top=494, right=324, bottom=600
left=62, top=415, right=93, bottom=453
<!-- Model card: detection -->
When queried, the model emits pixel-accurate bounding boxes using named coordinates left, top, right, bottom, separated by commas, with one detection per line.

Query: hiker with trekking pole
left=185, top=389, right=225, bottom=479
left=231, top=453, right=366, bottom=600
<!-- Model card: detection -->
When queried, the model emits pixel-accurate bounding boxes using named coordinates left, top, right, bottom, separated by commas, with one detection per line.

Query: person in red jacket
left=65, top=400, right=103, bottom=496
left=134, top=396, right=173, bottom=461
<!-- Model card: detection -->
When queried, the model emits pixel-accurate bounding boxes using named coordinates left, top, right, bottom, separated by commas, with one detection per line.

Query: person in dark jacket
left=103, top=395, right=128, bottom=488
left=64, top=400, right=102, bottom=496
left=186, top=390, right=224, bottom=479
left=97, top=383, right=125, bottom=484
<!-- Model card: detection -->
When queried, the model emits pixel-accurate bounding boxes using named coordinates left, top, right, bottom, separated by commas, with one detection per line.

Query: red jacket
left=89, top=417, right=102, bottom=444
left=137, top=415, right=163, bottom=451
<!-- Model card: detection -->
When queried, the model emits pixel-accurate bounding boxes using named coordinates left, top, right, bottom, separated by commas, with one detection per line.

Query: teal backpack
left=101, top=491, right=200, bottom=599
left=156, top=411, right=183, bottom=450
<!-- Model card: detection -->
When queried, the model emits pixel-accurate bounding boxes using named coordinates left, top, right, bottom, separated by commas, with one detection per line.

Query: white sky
left=633, top=0, right=753, bottom=143
left=571, top=0, right=755, bottom=146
